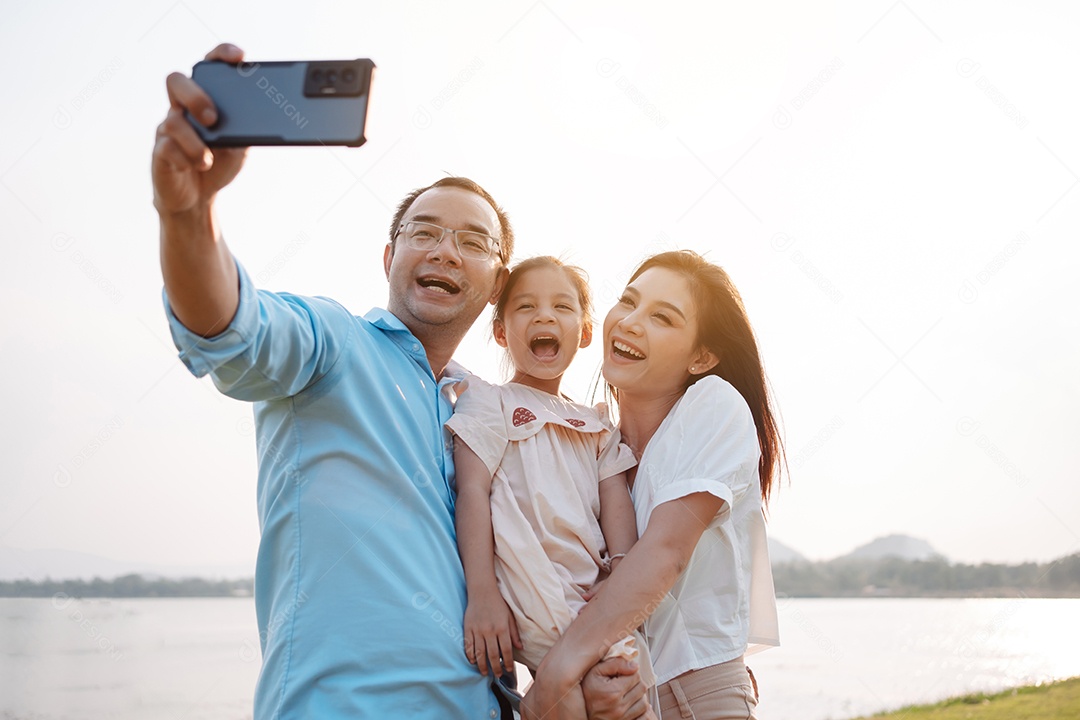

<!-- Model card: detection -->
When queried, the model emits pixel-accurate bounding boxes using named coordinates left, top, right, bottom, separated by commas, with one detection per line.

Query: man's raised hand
left=152, top=43, right=248, bottom=217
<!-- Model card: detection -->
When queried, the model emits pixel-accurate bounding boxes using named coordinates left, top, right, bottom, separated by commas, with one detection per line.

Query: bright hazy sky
left=3, top=1, right=1078, bottom=572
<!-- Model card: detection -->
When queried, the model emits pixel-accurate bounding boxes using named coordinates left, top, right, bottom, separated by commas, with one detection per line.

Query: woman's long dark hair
left=623, top=250, right=785, bottom=507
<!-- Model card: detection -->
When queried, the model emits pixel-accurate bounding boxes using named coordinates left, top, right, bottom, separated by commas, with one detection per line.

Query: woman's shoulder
left=679, top=375, right=752, bottom=420
left=645, top=376, right=756, bottom=453
left=641, top=375, right=761, bottom=489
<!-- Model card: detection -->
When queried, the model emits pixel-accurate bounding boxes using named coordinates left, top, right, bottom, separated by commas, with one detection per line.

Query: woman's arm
left=526, top=491, right=725, bottom=718
left=598, top=471, right=637, bottom=573
left=454, top=438, right=521, bottom=677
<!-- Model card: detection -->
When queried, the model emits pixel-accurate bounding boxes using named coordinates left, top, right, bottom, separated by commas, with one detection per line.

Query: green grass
left=849, top=677, right=1080, bottom=720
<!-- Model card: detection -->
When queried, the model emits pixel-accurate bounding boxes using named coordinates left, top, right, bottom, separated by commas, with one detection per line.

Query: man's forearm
left=160, top=205, right=239, bottom=337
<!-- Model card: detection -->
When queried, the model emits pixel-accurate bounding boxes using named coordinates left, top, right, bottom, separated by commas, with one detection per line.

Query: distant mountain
left=839, top=534, right=944, bottom=562
left=0, top=546, right=253, bottom=582
left=769, top=538, right=809, bottom=564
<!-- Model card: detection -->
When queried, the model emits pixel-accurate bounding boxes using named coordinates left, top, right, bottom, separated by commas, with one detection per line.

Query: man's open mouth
left=417, top=276, right=461, bottom=295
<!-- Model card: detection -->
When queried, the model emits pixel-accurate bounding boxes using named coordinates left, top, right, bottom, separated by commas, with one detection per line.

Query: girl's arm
left=525, top=491, right=725, bottom=719
left=454, top=438, right=522, bottom=677
left=598, top=472, right=637, bottom=573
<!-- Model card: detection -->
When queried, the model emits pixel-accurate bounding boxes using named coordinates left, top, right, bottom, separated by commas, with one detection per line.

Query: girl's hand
left=581, top=577, right=606, bottom=605
left=463, top=592, right=522, bottom=677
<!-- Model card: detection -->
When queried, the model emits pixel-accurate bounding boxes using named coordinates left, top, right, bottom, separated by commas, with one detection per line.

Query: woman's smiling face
left=603, top=267, right=713, bottom=395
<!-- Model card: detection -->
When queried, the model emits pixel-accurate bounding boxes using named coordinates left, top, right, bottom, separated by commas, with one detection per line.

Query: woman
left=522, top=250, right=783, bottom=720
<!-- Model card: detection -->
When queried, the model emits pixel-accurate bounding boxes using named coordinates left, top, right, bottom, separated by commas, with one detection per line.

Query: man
left=153, top=43, right=648, bottom=719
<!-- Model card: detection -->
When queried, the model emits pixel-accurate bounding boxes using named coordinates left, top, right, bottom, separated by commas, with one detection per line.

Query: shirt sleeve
left=444, top=376, right=509, bottom=478
left=643, top=376, right=761, bottom=526
left=162, top=260, right=354, bottom=402
left=598, top=429, right=637, bottom=483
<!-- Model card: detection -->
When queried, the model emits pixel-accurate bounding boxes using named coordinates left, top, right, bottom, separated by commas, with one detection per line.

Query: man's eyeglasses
left=396, top=221, right=500, bottom=261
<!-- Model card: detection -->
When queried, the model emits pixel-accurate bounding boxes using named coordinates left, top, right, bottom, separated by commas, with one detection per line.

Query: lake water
left=1, top=596, right=1077, bottom=719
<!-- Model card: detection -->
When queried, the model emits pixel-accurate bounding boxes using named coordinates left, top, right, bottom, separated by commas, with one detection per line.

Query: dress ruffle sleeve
left=444, top=375, right=509, bottom=478
left=597, top=414, right=637, bottom=482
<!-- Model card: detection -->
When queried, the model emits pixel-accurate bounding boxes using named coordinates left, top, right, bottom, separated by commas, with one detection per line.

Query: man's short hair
left=389, top=177, right=514, bottom=267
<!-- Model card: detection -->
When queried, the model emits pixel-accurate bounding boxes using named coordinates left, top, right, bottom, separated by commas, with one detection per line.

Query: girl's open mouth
left=530, top=335, right=560, bottom=360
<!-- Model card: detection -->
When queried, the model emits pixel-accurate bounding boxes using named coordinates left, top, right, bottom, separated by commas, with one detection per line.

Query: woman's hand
left=583, top=658, right=651, bottom=720
left=529, top=492, right=727, bottom=718
left=463, top=591, right=521, bottom=677
left=523, top=657, right=650, bottom=720
left=520, top=674, right=588, bottom=720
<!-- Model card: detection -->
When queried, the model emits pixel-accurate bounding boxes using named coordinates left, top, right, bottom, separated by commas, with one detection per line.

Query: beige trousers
left=656, top=657, right=758, bottom=720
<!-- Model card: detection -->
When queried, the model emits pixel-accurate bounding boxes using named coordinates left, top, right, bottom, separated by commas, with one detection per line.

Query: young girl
left=447, top=257, right=656, bottom=702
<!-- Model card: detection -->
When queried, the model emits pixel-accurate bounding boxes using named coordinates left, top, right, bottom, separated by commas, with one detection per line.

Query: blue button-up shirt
left=164, top=263, right=498, bottom=719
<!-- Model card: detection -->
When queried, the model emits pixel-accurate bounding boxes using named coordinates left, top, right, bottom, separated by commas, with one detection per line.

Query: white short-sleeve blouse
left=632, top=375, right=779, bottom=685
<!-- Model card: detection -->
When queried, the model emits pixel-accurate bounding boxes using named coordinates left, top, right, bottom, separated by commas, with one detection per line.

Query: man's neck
left=409, top=325, right=464, bottom=380
left=425, top=349, right=455, bottom=380
left=381, top=305, right=474, bottom=380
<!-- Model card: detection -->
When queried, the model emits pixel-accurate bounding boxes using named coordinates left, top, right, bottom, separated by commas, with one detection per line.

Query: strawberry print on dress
left=512, top=407, right=537, bottom=427
left=565, top=418, right=586, bottom=427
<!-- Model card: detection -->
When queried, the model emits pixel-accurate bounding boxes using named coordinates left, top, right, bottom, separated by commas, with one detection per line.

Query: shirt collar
left=362, top=308, right=471, bottom=383
left=363, top=307, right=410, bottom=333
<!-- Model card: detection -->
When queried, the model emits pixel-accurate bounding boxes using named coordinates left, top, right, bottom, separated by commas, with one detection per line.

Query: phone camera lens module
left=343, top=69, right=355, bottom=83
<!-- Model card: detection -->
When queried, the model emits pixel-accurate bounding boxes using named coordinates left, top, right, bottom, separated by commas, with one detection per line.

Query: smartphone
left=187, top=59, right=375, bottom=147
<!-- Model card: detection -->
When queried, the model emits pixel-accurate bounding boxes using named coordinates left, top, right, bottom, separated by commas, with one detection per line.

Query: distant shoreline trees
left=0, top=574, right=253, bottom=598
left=772, top=552, right=1080, bottom=598
left=2, top=553, right=1078, bottom=598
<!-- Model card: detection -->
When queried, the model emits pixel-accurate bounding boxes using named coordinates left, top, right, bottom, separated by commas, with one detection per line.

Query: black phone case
left=188, top=59, right=375, bottom=147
